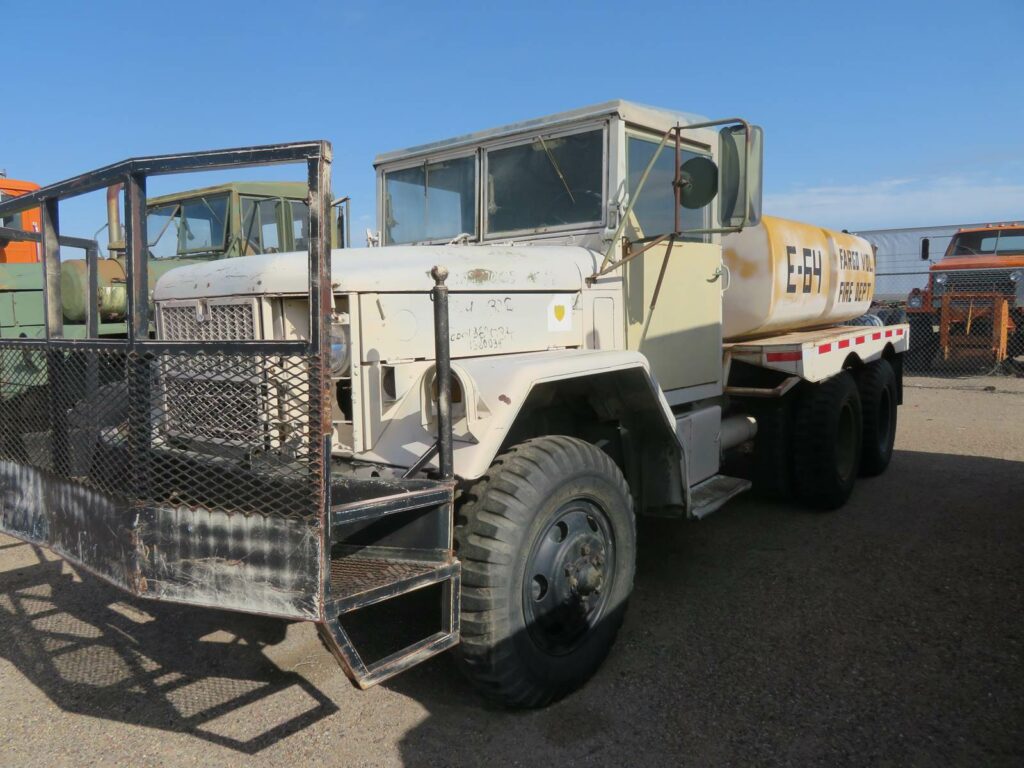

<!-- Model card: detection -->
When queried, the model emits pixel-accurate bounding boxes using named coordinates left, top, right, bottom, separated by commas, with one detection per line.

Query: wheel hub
left=523, top=501, right=615, bottom=655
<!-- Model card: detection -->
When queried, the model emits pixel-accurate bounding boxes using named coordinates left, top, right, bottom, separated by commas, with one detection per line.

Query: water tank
left=722, top=215, right=875, bottom=341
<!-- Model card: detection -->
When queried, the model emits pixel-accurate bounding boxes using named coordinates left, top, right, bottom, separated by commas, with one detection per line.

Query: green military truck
left=0, top=180, right=344, bottom=338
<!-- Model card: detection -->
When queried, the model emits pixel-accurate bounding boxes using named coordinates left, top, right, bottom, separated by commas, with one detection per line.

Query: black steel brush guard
left=0, top=141, right=458, bottom=688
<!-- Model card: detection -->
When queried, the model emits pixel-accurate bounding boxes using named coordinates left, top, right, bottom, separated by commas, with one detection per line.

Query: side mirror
left=718, top=124, right=763, bottom=228
left=920, top=237, right=930, bottom=260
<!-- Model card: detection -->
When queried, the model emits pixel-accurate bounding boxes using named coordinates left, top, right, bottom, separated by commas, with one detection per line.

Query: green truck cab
left=0, top=181, right=340, bottom=338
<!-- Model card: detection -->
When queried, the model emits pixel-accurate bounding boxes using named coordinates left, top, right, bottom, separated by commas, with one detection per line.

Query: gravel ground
left=1, top=382, right=1021, bottom=767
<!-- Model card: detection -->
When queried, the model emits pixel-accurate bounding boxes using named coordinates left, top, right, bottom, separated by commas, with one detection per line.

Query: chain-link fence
left=874, top=267, right=1024, bottom=384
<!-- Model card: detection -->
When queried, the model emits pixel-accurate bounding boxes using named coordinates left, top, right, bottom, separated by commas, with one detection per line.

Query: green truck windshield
left=148, top=194, right=229, bottom=258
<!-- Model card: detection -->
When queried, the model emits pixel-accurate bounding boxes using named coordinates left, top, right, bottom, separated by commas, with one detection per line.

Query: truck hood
left=932, top=255, right=1024, bottom=271
left=153, top=245, right=600, bottom=300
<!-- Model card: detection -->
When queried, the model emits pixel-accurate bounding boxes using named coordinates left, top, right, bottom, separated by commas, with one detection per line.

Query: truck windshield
left=147, top=194, right=229, bottom=258
left=486, top=129, right=603, bottom=235
left=384, top=157, right=475, bottom=244
left=0, top=192, right=21, bottom=230
left=950, top=229, right=1024, bottom=256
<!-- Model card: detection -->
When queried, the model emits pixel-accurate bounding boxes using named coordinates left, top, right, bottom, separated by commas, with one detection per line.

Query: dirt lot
left=1, top=382, right=1021, bottom=767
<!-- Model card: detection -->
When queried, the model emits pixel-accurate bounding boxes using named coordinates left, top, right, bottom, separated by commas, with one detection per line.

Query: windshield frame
left=380, top=149, right=479, bottom=246
left=482, top=121, right=608, bottom=241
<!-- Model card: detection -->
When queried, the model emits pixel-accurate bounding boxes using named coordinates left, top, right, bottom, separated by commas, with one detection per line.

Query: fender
left=451, top=348, right=680, bottom=478
left=359, top=349, right=690, bottom=512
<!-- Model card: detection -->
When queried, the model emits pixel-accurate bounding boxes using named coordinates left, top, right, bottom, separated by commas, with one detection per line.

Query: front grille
left=156, top=299, right=274, bottom=452
left=160, top=374, right=264, bottom=446
left=933, top=269, right=1017, bottom=298
left=160, top=300, right=257, bottom=341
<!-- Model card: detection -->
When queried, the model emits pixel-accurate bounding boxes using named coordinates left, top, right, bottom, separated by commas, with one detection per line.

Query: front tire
left=454, top=436, right=636, bottom=708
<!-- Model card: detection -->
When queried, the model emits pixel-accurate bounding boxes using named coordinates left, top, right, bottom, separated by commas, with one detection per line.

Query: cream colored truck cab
left=152, top=101, right=905, bottom=706
left=154, top=102, right=751, bottom=511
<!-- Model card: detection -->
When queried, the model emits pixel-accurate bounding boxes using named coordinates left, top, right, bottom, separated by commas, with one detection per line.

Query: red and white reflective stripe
left=766, top=326, right=907, bottom=363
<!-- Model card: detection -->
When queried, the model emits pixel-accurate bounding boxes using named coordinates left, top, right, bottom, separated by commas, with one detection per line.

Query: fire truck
left=0, top=102, right=907, bottom=707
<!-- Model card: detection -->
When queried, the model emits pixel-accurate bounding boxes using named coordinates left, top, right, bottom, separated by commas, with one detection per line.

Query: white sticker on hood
left=548, top=295, right=573, bottom=332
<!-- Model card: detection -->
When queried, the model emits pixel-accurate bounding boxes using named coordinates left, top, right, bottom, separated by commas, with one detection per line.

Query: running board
left=690, top=474, right=751, bottom=519
left=318, top=553, right=460, bottom=689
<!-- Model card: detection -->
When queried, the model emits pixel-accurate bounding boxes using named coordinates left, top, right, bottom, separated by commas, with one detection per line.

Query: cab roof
left=0, top=178, right=40, bottom=194
left=147, top=181, right=307, bottom=206
left=956, top=222, right=1022, bottom=234
left=373, top=100, right=709, bottom=166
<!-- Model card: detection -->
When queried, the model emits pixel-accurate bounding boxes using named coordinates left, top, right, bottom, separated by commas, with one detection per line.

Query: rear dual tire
left=855, top=359, right=898, bottom=477
left=790, top=360, right=896, bottom=510
left=793, top=371, right=863, bottom=510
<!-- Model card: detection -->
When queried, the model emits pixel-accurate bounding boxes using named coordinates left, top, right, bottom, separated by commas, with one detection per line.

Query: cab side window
left=626, top=136, right=709, bottom=242
left=290, top=201, right=309, bottom=251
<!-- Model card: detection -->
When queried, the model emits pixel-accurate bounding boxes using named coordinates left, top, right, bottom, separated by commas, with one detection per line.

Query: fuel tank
left=59, top=257, right=210, bottom=322
left=60, top=258, right=127, bottom=322
left=722, top=215, right=875, bottom=341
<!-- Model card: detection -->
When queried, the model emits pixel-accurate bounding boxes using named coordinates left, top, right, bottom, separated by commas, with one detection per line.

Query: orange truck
left=0, top=176, right=41, bottom=263
left=906, top=223, right=1024, bottom=369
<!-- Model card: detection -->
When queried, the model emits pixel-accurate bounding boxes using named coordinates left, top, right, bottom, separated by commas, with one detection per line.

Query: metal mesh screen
left=878, top=268, right=1024, bottom=381
left=0, top=342, right=323, bottom=518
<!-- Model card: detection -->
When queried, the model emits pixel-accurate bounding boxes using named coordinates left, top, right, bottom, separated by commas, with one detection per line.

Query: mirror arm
left=593, top=117, right=756, bottom=282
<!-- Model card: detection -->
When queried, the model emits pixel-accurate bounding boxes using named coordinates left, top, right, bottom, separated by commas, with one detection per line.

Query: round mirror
left=676, top=156, right=718, bottom=210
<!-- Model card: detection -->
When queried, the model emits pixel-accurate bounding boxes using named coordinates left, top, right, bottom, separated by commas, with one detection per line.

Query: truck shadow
left=0, top=542, right=337, bottom=754
left=1, top=448, right=1021, bottom=763
left=385, top=448, right=1024, bottom=766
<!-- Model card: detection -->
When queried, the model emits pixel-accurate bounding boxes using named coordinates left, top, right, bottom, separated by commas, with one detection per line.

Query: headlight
left=907, top=294, right=924, bottom=309
left=1010, top=270, right=1023, bottom=283
left=934, top=273, right=948, bottom=286
left=329, top=318, right=351, bottom=376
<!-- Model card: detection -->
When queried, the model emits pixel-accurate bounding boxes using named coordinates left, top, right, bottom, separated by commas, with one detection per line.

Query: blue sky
left=3, top=0, right=1022, bottom=240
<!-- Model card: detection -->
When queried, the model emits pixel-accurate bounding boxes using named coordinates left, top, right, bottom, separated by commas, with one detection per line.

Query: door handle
left=707, top=265, right=731, bottom=291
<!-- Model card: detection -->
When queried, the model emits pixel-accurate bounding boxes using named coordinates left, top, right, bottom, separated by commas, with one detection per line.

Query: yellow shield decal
left=553, top=305, right=566, bottom=322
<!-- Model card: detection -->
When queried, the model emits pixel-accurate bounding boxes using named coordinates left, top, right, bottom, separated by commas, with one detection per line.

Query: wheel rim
left=836, top=401, right=857, bottom=481
left=522, top=498, right=615, bottom=656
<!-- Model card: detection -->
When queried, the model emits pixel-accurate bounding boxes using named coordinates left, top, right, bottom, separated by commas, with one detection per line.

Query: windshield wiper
left=537, top=136, right=575, bottom=204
